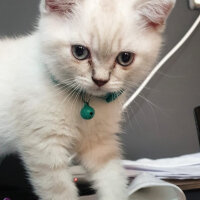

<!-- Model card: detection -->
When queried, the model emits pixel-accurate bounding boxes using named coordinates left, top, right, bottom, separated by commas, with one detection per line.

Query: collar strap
left=50, top=73, right=123, bottom=103
left=103, top=91, right=124, bottom=103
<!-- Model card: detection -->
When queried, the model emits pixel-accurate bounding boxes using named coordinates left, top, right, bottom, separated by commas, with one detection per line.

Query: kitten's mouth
left=85, top=88, right=109, bottom=97
left=83, top=86, right=123, bottom=98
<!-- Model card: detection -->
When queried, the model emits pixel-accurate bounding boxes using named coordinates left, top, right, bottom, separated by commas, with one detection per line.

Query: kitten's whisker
left=70, top=85, right=82, bottom=116
left=125, top=80, right=156, bottom=92
left=62, top=84, right=81, bottom=107
left=137, top=94, right=161, bottom=110
left=156, top=71, right=184, bottom=78
left=52, top=82, right=77, bottom=98
left=132, top=99, right=147, bottom=119
left=128, top=103, right=143, bottom=133
left=136, top=94, right=160, bottom=132
left=48, top=78, right=76, bottom=95
left=59, top=88, right=76, bottom=109
left=53, top=82, right=79, bottom=108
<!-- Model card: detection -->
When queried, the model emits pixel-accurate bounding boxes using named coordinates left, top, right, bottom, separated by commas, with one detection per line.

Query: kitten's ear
left=40, top=0, right=76, bottom=15
left=137, top=0, right=176, bottom=31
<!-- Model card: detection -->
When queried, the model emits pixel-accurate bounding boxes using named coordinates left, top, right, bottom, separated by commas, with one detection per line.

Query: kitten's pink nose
left=92, top=77, right=109, bottom=87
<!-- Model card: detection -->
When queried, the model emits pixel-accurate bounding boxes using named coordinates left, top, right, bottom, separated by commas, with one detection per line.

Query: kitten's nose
left=92, top=77, right=109, bottom=87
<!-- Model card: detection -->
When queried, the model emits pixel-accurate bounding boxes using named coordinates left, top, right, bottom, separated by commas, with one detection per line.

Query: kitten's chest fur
left=14, top=86, right=123, bottom=155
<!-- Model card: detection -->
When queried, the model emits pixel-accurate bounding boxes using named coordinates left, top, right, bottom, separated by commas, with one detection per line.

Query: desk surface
left=166, top=179, right=200, bottom=191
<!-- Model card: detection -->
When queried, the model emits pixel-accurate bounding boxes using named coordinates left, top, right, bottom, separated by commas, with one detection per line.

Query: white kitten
left=0, top=0, right=175, bottom=199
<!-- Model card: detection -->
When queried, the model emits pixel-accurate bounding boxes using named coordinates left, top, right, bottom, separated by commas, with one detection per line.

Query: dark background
left=0, top=0, right=200, bottom=199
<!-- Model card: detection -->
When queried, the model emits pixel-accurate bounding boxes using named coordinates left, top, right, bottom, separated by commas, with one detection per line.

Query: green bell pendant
left=80, top=103, right=95, bottom=120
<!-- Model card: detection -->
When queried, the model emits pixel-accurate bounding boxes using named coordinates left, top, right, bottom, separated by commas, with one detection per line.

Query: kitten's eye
left=117, top=52, right=135, bottom=67
left=72, top=45, right=90, bottom=60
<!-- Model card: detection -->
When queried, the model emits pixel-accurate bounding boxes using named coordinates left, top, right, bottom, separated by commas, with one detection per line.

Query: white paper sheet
left=123, top=153, right=200, bottom=180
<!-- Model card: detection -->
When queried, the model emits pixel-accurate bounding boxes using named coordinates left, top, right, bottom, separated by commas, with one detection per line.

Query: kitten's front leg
left=79, top=136, right=128, bottom=200
left=92, top=159, right=128, bottom=200
left=20, top=138, right=78, bottom=200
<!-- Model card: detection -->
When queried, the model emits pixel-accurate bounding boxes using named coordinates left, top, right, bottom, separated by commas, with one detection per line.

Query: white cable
left=123, top=14, right=200, bottom=110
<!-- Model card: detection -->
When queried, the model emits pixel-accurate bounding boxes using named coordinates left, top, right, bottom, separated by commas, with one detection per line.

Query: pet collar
left=50, top=74, right=123, bottom=120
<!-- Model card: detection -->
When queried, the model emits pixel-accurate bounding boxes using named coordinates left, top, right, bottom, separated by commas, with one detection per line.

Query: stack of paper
left=123, top=153, right=200, bottom=180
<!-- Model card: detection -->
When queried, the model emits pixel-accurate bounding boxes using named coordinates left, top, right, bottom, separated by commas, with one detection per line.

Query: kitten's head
left=39, top=0, right=175, bottom=96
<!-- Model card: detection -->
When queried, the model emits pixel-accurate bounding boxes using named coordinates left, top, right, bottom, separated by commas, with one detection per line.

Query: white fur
left=0, top=0, right=175, bottom=199
left=91, top=159, right=128, bottom=200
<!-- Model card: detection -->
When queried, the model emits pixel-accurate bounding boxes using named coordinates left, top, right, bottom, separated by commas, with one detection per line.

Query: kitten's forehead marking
left=85, top=0, right=123, bottom=61
left=90, top=21, right=122, bottom=61
left=99, top=0, right=117, bottom=13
